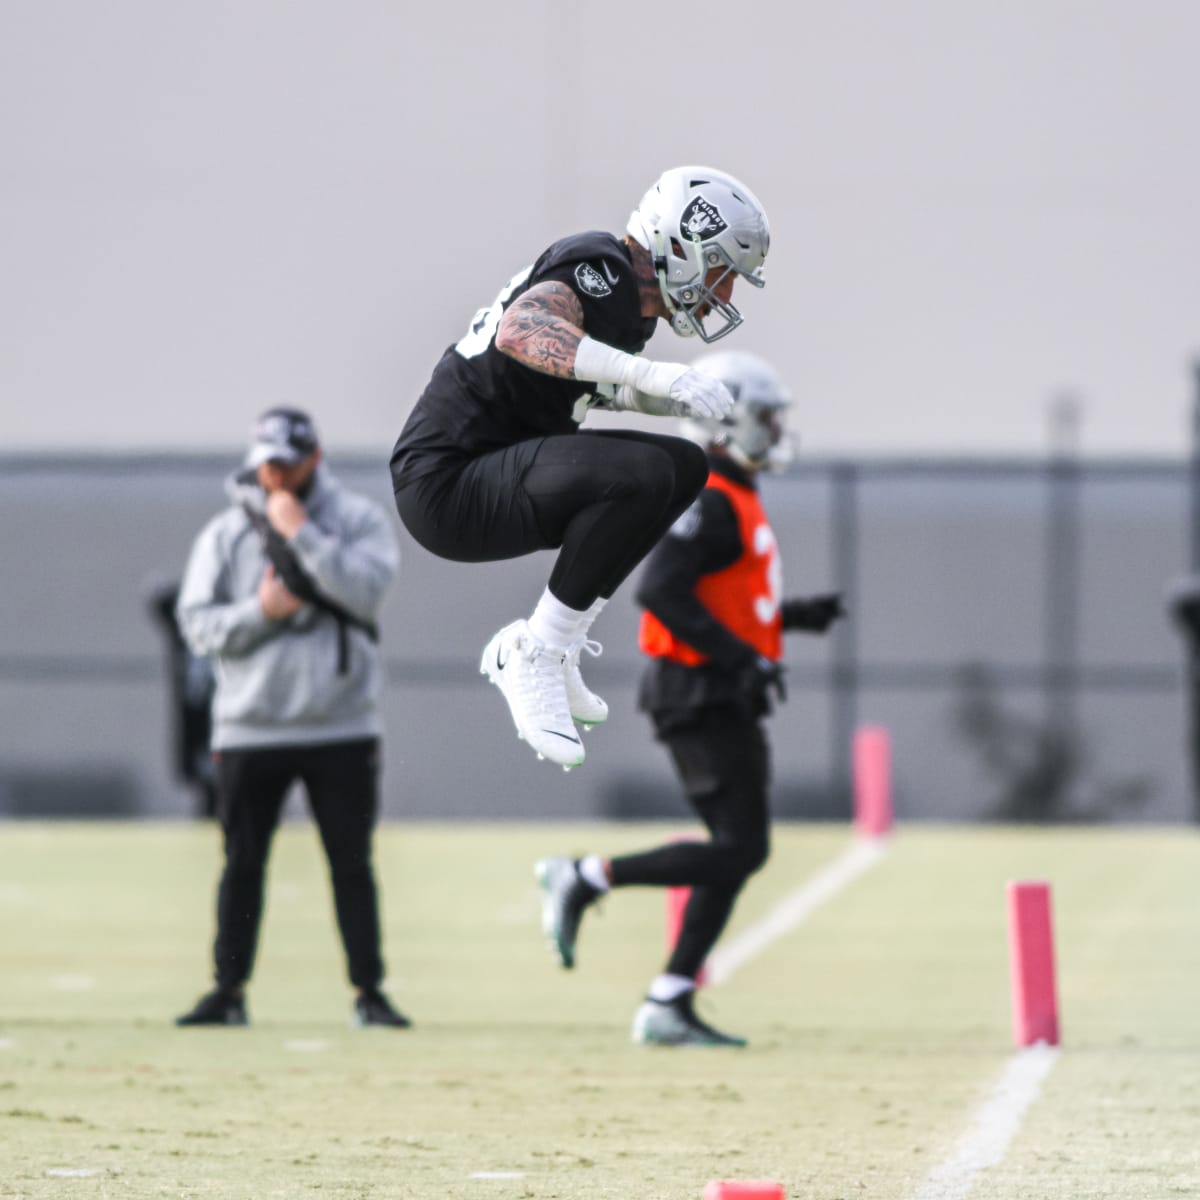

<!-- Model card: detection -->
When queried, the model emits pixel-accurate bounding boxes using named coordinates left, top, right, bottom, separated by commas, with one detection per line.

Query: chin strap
left=671, top=311, right=699, bottom=338
left=649, top=229, right=694, bottom=334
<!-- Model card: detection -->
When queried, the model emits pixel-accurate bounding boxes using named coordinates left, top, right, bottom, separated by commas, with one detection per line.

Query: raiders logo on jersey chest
left=574, top=262, right=612, bottom=298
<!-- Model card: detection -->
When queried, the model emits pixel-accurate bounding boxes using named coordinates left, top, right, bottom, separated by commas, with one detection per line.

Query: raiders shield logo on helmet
left=574, top=262, right=612, bottom=298
left=679, top=196, right=728, bottom=242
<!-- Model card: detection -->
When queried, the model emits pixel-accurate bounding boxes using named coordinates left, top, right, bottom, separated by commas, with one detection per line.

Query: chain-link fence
left=0, top=452, right=1190, bottom=822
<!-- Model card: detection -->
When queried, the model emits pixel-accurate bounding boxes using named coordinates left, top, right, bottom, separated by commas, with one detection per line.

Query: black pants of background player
left=393, top=430, right=707, bottom=609
left=209, top=737, right=385, bottom=994
left=607, top=706, right=770, bottom=979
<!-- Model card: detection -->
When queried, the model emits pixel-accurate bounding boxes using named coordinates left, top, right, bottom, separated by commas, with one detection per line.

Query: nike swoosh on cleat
left=542, top=729, right=582, bottom=745
left=496, top=648, right=507, bottom=670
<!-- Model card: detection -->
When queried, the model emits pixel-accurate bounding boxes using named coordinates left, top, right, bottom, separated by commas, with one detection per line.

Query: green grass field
left=3, top=820, right=1200, bottom=1199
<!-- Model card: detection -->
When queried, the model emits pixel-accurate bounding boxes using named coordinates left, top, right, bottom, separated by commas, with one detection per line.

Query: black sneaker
left=534, top=856, right=600, bottom=969
left=631, top=991, right=747, bottom=1047
left=175, top=988, right=248, bottom=1027
left=353, top=990, right=412, bottom=1029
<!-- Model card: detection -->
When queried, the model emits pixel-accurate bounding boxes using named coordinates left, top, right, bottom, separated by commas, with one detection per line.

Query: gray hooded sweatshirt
left=176, top=465, right=399, bottom=750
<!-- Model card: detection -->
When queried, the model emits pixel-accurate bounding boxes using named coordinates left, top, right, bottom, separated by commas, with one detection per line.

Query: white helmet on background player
left=682, top=350, right=794, bottom=471
left=626, top=166, right=769, bottom=343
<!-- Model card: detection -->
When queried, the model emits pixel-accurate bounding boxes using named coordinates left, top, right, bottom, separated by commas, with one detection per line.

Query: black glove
left=737, top=655, right=787, bottom=710
left=1168, top=577, right=1200, bottom=640
left=262, top=526, right=321, bottom=605
left=782, top=592, right=846, bottom=634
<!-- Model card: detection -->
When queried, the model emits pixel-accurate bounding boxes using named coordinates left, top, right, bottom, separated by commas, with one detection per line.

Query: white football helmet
left=683, top=350, right=795, bottom=471
left=627, top=166, right=769, bottom=343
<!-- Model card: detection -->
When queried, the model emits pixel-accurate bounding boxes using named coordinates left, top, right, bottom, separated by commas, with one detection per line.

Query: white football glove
left=667, top=368, right=735, bottom=420
left=573, top=337, right=733, bottom=420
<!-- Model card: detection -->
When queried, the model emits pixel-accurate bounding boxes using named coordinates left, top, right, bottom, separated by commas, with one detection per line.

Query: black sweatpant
left=392, top=430, right=708, bottom=610
left=211, top=738, right=384, bottom=993
left=609, top=707, right=771, bottom=980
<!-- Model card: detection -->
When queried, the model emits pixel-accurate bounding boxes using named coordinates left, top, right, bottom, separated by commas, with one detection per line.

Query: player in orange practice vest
left=536, top=351, right=845, bottom=1045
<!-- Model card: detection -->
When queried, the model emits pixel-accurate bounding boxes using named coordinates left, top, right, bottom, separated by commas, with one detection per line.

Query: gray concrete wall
left=2, top=1, right=1199, bottom=458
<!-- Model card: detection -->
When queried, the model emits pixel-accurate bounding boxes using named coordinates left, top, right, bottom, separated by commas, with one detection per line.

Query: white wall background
left=2, top=0, right=1199, bottom=458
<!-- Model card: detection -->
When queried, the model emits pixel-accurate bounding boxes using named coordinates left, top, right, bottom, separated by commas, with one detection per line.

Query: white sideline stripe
left=49, top=973, right=95, bottom=991
left=470, top=1172, right=526, bottom=1180
left=706, top=836, right=889, bottom=986
left=913, top=1042, right=1060, bottom=1200
left=0, top=883, right=31, bottom=905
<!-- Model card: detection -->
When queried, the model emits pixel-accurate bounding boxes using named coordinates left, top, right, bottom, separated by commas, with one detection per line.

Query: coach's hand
left=265, top=490, right=308, bottom=539
left=258, top=564, right=305, bottom=620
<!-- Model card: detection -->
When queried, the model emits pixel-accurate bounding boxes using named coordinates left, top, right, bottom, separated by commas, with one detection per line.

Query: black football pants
left=211, top=738, right=384, bottom=993
left=392, top=429, right=708, bottom=611
left=609, top=707, right=771, bottom=980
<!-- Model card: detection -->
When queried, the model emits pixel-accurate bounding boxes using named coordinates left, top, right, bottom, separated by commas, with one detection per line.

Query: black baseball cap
left=245, top=407, right=320, bottom=468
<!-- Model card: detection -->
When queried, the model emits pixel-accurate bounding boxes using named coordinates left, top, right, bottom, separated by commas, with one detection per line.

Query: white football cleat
left=480, top=620, right=585, bottom=769
left=564, top=638, right=608, bottom=727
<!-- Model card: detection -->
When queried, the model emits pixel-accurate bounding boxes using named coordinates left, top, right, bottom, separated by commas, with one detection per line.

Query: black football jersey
left=392, top=231, right=658, bottom=480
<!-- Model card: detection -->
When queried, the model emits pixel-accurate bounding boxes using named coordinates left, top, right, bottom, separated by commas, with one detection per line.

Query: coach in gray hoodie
left=174, top=407, right=408, bottom=1029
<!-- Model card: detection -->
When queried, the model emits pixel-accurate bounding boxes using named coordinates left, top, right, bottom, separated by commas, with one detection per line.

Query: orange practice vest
left=639, top=471, right=783, bottom=665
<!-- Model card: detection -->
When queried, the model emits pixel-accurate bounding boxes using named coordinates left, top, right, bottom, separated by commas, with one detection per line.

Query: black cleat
left=175, top=988, right=248, bottom=1027
left=535, top=856, right=600, bottom=969
left=353, top=990, right=412, bottom=1028
left=631, top=991, right=747, bottom=1047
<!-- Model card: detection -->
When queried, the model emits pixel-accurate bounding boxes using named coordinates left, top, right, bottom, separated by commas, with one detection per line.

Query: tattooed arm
left=496, top=274, right=735, bottom=421
left=494, top=281, right=587, bottom=379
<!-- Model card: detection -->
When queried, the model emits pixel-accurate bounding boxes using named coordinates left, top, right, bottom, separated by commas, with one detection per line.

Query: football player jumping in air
left=535, top=351, right=845, bottom=1046
left=390, top=168, right=770, bottom=770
